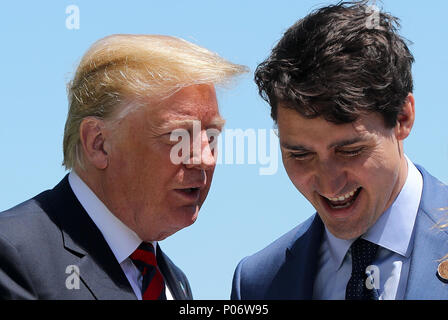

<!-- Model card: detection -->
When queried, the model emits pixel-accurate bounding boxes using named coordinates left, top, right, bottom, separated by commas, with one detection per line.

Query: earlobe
left=395, top=93, right=415, bottom=141
left=79, top=117, right=109, bottom=170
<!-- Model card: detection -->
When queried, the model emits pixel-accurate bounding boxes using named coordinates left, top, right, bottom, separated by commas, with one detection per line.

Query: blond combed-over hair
left=63, top=34, right=248, bottom=170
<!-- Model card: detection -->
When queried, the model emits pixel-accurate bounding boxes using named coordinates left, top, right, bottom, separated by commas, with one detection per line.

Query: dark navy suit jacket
left=0, top=175, right=192, bottom=300
left=231, top=165, right=448, bottom=299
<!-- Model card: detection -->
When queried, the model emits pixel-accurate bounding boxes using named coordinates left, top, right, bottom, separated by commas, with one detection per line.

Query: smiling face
left=100, top=84, right=222, bottom=241
left=277, top=105, right=411, bottom=240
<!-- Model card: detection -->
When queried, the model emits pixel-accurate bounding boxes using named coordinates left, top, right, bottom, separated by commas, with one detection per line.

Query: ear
left=395, top=93, right=415, bottom=141
left=79, top=117, right=109, bottom=170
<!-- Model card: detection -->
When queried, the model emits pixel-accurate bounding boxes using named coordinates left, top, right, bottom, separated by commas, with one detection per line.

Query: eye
left=165, top=129, right=190, bottom=145
left=289, top=152, right=313, bottom=161
left=206, top=128, right=222, bottom=144
left=338, top=147, right=365, bottom=157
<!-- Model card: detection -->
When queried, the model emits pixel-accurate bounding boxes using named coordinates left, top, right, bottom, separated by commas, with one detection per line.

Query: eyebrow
left=281, top=137, right=367, bottom=151
left=328, top=137, right=366, bottom=149
left=160, top=117, right=226, bottom=131
left=280, top=143, right=309, bottom=152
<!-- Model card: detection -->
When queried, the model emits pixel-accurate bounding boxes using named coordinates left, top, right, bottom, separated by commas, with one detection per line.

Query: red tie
left=130, top=242, right=167, bottom=300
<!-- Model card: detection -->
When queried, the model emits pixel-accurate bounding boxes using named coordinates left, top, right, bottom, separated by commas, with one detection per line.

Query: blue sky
left=1, top=1, right=447, bottom=299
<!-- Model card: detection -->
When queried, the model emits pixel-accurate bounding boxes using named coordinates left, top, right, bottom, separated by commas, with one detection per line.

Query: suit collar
left=45, top=174, right=136, bottom=300
left=415, top=164, right=448, bottom=221
left=363, top=158, right=422, bottom=258
left=156, top=244, right=190, bottom=300
left=68, top=171, right=144, bottom=264
left=404, top=165, right=448, bottom=299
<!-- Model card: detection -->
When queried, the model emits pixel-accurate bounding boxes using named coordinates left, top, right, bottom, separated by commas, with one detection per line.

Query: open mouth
left=322, top=187, right=362, bottom=210
left=174, top=187, right=201, bottom=200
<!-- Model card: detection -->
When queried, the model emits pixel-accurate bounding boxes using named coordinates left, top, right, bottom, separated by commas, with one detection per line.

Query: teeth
left=327, top=187, right=359, bottom=202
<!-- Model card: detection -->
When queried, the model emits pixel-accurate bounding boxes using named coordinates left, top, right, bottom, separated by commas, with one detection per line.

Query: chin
left=182, top=204, right=200, bottom=219
left=157, top=221, right=197, bottom=241
left=147, top=206, right=199, bottom=241
left=181, top=209, right=199, bottom=228
left=326, top=220, right=369, bottom=240
left=328, top=228, right=361, bottom=240
left=170, top=206, right=199, bottom=230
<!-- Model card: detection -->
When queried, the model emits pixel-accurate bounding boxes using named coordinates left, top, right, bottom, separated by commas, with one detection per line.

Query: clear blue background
left=1, top=1, right=447, bottom=299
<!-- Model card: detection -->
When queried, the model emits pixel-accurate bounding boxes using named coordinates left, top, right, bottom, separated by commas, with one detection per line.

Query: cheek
left=109, top=130, right=149, bottom=167
left=360, top=151, right=398, bottom=183
left=137, top=141, right=173, bottom=169
left=283, top=160, right=313, bottom=196
left=202, top=168, right=215, bottom=192
left=351, top=158, right=400, bottom=213
left=123, top=143, right=176, bottom=191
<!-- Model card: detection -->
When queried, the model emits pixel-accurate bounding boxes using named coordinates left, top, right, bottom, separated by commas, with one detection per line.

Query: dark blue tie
left=345, top=238, right=379, bottom=300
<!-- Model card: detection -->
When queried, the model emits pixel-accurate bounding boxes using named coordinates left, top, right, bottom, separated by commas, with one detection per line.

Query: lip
left=319, top=187, right=363, bottom=220
left=173, top=187, right=201, bottom=203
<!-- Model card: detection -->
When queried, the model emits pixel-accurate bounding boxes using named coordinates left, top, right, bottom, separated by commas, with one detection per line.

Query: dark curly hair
left=254, top=0, right=414, bottom=128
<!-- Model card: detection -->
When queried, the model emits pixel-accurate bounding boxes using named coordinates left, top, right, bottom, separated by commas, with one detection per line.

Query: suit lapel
left=44, top=175, right=136, bottom=300
left=156, top=244, right=190, bottom=300
left=405, top=166, right=448, bottom=299
left=405, top=207, right=448, bottom=299
left=267, top=214, right=324, bottom=299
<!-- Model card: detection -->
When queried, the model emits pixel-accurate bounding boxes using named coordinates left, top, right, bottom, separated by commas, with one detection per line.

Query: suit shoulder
left=0, top=190, right=51, bottom=221
left=0, top=190, right=60, bottom=245
left=416, top=164, right=448, bottom=222
left=232, top=214, right=319, bottom=299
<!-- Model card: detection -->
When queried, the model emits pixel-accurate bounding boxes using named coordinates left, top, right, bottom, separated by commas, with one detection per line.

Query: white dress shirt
left=313, top=155, right=423, bottom=299
left=68, top=171, right=173, bottom=300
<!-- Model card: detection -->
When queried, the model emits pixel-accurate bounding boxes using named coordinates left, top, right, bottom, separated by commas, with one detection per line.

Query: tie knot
left=137, top=242, right=156, bottom=255
left=130, top=242, right=157, bottom=269
left=350, top=238, right=379, bottom=269
left=129, top=242, right=166, bottom=300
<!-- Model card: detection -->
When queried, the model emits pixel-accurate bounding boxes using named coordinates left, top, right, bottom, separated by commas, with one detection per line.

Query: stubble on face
left=277, top=106, right=408, bottom=240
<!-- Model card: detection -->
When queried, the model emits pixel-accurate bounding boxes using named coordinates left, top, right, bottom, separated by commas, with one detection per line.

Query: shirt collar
left=325, top=155, right=422, bottom=269
left=364, top=156, right=422, bottom=257
left=68, top=171, right=157, bottom=263
left=324, top=228, right=353, bottom=271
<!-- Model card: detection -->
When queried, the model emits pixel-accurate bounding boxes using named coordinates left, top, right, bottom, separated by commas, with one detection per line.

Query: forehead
left=148, top=84, right=221, bottom=126
left=277, top=106, right=390, bottom=147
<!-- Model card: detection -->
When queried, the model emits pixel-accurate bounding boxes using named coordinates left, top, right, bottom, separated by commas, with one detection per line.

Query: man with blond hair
left=0, top=34, right=246, bottom=299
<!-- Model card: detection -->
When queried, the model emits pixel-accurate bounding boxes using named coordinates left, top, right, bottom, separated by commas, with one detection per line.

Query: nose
left=185, top=130, right=216, bottom=171
left=313, top=159, right=347, bottom=197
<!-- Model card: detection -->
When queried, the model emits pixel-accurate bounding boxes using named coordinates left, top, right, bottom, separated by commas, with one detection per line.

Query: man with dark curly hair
left=231, top=1, right=448, bottom=300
